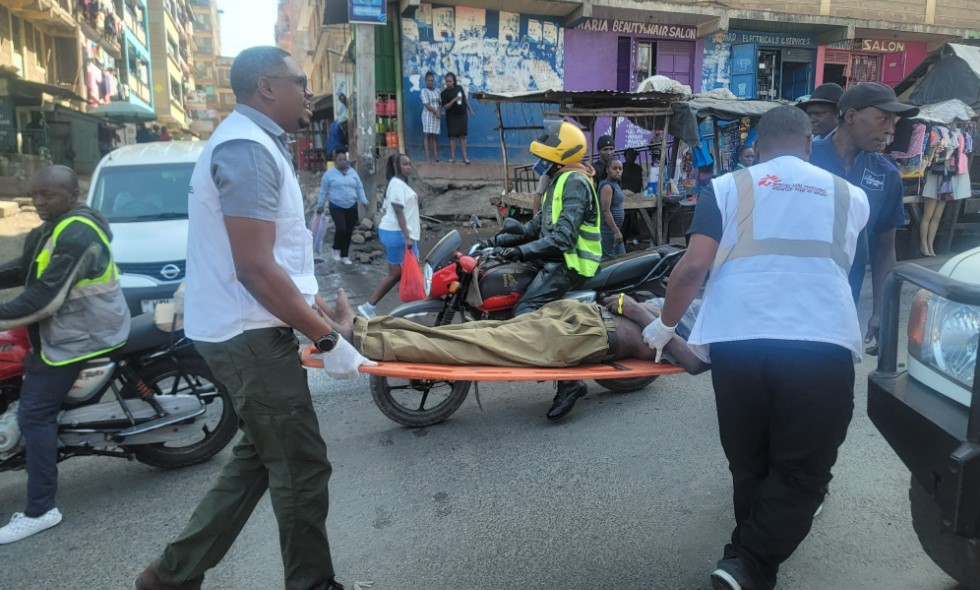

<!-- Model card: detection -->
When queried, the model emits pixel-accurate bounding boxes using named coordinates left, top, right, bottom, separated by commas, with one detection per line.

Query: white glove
left=320, top=338, right=376, bottom=380
left=641, top=317, right=676, bottom=363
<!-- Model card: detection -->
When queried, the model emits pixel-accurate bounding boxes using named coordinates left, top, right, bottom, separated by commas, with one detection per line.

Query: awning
left=7, top=78, right=85, bottom=102
left=669, top=97, right=787, bottom=146
left=912, top=99, right=977, bottom=125
left=311, top=94, right=333, bottom=113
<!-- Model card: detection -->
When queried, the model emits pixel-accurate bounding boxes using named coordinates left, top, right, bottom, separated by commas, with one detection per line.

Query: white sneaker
left=341, top=257, right=353, bottom=266
left=331, top=249, right=341, bottom=261
left=0, top=508, right=63, bottom=544
left=357, top=303, right=376, bottom=319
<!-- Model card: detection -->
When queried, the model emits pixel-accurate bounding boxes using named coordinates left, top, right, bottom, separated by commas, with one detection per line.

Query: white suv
left=87, top=141, right=204, bottom=316
left=868, top=245, right=980, bottom=590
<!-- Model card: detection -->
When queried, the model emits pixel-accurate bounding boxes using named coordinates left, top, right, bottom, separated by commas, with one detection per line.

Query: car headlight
left=423, top=263, right=433, bottom=298
left=908, top=290, right=979, bottom=389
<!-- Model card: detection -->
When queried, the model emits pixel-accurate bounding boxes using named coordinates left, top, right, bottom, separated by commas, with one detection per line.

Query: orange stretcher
left=299, top=346, right=686, bottom=380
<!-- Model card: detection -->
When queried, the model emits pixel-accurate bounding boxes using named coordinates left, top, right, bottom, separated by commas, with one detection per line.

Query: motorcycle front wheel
left=369, top=302, right=471, bottom=428
left=129, top=354, right=239, bottom=469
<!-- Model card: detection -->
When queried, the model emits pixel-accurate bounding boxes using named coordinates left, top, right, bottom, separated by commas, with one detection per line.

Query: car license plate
left=141, top=298, right=174, bottom=314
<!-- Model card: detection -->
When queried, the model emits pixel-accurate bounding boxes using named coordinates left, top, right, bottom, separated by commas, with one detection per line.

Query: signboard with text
left=575, top=18, right=696, bottom=40
left=826, top=39, right=908, bottom=53
left=348, top=0, right=386, bottom=25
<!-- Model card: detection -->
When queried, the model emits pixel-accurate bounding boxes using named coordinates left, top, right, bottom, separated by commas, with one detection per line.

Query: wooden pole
left=496, top=103, right=511, bottom=192
left=656, top=114, right=670, bottom=245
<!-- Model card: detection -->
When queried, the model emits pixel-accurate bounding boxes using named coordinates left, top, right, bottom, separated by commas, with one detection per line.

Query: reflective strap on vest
left=550, top=170, right=603, bottom=277
left=36, top=216, right=120, bottom=284
left=712, top=169, right=853, bottom=273
left=35, top=216, right=125, bottom=366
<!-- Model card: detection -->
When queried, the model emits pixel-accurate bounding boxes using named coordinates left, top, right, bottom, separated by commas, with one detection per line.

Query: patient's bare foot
left=323, top=288, right=356, bottom=343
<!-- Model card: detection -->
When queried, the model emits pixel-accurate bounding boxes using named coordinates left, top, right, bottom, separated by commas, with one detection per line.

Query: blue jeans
left=18, top=353, right=84, bottom=516
left=378, top=229, right=419, bottom=264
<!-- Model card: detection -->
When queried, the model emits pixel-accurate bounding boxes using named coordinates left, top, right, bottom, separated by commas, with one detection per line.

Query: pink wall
left=563, top=28, right=621, bottom=91
left=814, top=41, right=928, bottom=87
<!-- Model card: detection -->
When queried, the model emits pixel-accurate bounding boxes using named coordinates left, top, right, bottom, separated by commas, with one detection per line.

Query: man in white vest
left=642, top=106, right=869, bottom=590
left=135, top=46, right=372, bottom=590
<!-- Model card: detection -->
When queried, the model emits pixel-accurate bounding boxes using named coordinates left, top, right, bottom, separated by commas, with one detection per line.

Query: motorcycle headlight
left=909, top=291, right=979, bottom=390
left=423, top=263, right=433, bottom=298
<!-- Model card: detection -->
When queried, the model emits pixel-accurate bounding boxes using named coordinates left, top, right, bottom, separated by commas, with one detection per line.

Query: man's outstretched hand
left=493, top=247, right=522, bottom=261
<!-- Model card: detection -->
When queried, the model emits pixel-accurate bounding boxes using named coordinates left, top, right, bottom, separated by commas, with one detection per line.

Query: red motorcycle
left=0, top=314, right=238, bottom=471
left=369, top=216, right=685, bottom=427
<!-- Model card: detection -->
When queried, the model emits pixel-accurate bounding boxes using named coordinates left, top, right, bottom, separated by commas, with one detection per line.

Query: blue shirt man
left=326, top=119, right=348, bottom=157
left=808, top=82, right=918, bottom=347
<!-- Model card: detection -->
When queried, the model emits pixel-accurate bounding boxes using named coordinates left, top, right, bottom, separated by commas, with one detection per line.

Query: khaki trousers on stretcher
left=353, top=299, right=616, bottom=367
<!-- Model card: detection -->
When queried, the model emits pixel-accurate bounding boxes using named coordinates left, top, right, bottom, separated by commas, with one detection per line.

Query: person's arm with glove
left=320, top=338, right=375, bottom=380
left=652, top=233, right=718, bottom=360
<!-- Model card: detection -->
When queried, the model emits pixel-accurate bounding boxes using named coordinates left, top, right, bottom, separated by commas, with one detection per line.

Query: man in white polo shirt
left=647, top=106, right=869, bottom=590
left=134, top=46, right=372, bottom=590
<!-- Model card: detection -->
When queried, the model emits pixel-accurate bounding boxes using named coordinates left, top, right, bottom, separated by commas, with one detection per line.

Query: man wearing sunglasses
left=134, top=46, right=369, bottom=590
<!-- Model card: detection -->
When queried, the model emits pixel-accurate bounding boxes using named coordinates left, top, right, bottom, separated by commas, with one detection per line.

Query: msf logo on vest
left=758, top=175, right=781, bottom=187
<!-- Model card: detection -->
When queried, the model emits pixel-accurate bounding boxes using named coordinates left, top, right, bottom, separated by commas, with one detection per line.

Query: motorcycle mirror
left=469, top=214, right=481, bottom=229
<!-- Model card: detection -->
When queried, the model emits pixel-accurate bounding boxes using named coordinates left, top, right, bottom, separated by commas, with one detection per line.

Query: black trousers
left=329, top=204, right=359, bottom=257
left=710, top=339, right=855, bottom=590
left=513, top=261, right=584, bottom=316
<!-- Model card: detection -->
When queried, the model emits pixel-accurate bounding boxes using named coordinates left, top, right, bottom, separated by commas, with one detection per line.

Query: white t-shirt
left=379, top=177, right=421, bottom=240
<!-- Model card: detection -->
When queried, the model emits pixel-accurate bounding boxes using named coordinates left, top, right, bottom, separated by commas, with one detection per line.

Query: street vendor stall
left=892, top=42, right=980, bottom=256
left=470, top=88, right=682, bottom=244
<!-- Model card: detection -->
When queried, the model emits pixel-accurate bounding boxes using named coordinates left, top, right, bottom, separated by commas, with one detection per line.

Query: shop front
left=703, top=31, right=818, bottom=101
left=564, top=18, right=701, bottom=92
left=818, top=39, right=928, bottom=89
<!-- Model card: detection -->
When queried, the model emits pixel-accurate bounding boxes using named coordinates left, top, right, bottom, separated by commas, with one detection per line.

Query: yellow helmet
left=529, top=122, right=586, bottom=166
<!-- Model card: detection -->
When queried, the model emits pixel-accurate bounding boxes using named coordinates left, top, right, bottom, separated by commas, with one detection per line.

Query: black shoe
left=311, top=579, right=344, bottom=590
left=710, top=557, right=755, bottom=590
left=546, top=380, right=588, bottom=421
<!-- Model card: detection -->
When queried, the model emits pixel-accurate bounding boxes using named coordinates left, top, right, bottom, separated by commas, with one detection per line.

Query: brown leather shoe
left=133, top=566, right=203, bottom=590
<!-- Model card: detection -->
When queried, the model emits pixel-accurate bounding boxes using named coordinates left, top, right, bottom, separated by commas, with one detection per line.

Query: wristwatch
left=314, top=332, right=340, bottom=353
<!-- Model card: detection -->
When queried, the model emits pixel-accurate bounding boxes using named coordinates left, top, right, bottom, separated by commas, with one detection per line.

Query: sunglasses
left=265, top=74, right=308, bottom=91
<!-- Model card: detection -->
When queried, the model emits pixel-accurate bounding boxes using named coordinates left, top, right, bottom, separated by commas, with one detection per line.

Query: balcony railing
left=124, top=7, right=147, bottom=46
left=127, top=76, right=151, bottom=104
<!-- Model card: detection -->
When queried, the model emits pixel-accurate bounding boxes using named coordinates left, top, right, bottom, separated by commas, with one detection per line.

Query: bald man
left=0, top=165, right=130, bottom=544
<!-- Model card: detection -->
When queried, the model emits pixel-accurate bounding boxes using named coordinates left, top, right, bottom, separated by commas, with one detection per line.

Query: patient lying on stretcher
left=320, top=290, right=710, bottom=375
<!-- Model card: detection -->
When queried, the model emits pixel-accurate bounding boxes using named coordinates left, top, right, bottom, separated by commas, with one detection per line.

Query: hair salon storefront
left=563, top=18, right=701, bottom=92
left=818, top=38, right=928, bottom=89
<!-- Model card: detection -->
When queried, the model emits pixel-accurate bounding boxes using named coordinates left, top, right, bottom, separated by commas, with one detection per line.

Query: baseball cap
left=797, top=83, right=844, bottom=110
left=837, top=82, right=919, bottom=118
left=597, top=135, right=614, bottom=150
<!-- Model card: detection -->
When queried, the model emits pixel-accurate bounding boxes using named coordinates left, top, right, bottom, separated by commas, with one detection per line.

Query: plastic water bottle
left=645, top=165, right=660, bottom=198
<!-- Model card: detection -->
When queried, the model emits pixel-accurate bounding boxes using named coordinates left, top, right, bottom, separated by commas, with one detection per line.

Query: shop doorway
left=823, top=63, right=848, bottom=87
left=732, top=44, right=814, bottom=100
left=617, top=38, right=695, bottom=92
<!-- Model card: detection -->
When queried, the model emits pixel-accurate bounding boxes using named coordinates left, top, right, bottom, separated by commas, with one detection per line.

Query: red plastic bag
left=399, top=248, right=426, bottom=302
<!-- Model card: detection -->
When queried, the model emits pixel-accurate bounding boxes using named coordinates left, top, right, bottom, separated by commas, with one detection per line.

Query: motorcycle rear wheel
left=129, top=354, right=238, bottom=469
left=370, top=303, right=471, bottom=428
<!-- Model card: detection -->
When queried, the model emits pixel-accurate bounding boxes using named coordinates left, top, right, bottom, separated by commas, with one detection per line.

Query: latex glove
left=321, top=338, right=376, bottom=380
left=641, top=317, right=676, bottom=363
left=493, top=247, right=522, bottom=261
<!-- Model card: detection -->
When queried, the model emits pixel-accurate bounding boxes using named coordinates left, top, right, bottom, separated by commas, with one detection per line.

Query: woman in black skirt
left=440, top=72, right=476, bottom=164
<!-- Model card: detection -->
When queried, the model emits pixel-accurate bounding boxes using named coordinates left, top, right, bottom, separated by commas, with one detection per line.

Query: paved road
left=0, top=246, right=972, bottom=590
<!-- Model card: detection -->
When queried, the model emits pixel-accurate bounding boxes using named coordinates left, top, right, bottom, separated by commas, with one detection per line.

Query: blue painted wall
left=401, top=3, right=564, bottom=164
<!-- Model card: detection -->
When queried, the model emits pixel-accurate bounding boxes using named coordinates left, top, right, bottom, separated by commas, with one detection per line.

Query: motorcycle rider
left=482, top=121, right=603, bottom=421
left=0, top=165, right=130, bottom=544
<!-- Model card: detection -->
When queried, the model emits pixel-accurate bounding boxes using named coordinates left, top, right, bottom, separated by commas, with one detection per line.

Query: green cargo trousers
left=154, top=327, right=334, bottom=590
left=354, top=299, right=616, bottom=366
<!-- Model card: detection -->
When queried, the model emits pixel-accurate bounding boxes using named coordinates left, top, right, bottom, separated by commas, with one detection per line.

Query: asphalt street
left=0, top=241, right=973, bottom=590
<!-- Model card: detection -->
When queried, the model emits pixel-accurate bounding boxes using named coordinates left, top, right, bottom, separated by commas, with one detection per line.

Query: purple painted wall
left=563, top=28, right=620, bottom=91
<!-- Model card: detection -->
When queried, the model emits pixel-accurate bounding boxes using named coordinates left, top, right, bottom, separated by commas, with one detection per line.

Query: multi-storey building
left=147, top=0, right=193, bottom=134
left=117, top=0, right=154, bottom=111
left=186, top=0, right=222, bottom=137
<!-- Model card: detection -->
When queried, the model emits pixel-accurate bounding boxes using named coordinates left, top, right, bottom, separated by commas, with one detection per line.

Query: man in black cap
left=809, top=81, right=918, bottom=351
left=796, top=82, right=844, bottom=140
left=592, top=134, right=616, bottom=185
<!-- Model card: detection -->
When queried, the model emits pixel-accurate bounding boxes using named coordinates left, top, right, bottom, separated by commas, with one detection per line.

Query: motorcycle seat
left=579, top=250, right=662, bottom=291
left=112, top=313, right=174, bottom=358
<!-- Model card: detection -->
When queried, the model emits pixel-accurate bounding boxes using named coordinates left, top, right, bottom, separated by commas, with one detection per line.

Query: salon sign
left=575, top=19, right=697, bottom=40
left=826, top=39, right=907, bottom=52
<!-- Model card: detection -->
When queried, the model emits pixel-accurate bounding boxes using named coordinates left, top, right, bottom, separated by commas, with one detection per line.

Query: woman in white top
left=358, top=154, right=421, bottom=319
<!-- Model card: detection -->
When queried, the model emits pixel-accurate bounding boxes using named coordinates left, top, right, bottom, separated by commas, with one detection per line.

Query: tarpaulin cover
left=907, top=44, right=980, bottom=108
left=669, top=97, right=786, bottom=146
left=912, top=99, right=977, bottom=125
